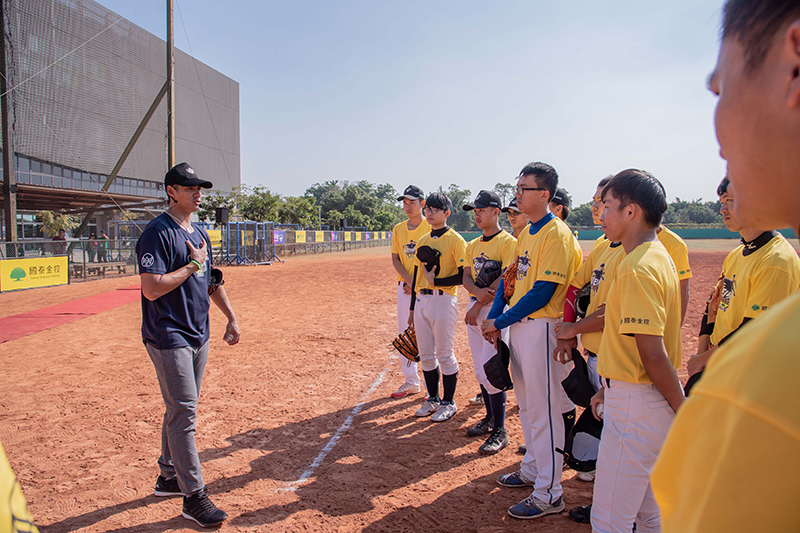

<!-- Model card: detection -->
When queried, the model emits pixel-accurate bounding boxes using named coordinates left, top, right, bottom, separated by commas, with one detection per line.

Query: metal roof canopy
left=15, top=184, right=166, bottom=214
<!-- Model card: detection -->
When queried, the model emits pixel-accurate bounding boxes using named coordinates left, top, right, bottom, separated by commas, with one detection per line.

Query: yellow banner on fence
left=380, top=231, right=386, bottom=239
left=296, top=231, right=307, bottom=243
left=207, top=229, right=222, bottom=248
left=0, top=256, right=69, bottom=292
left=356, top=232, right=362, bottom=241
left=315, top=231, right=324, bottom=242
left=344, top=232, right=351, bottom=242
left=240, top=231, right=255, bottom=246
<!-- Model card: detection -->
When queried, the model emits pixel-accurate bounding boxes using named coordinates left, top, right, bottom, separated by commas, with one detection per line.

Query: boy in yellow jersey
left=408, top=192, right=467, bottom=422
left=590, top=170, right=684, bottom=533
left=481, top=162, right=582, bottom=520
left=0, top=440, right=39, bottom=533
left=503, top=197, right=530, bottom=239
left=548, top=187, right=572, bottom=223
left=554, top=176, right=620, bottom=522
left=652, top=4, right=800, bottom=530
left=684, top=177, right=800, bottom=394
left=390, top=185, right=430, bottom=398
left=461, top=190, right=517, bottom=454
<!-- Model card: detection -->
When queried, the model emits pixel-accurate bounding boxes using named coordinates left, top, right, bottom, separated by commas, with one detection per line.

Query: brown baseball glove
left=503, top=259, right=519, bottom=301
left=392, top=328, right=419, bottom=363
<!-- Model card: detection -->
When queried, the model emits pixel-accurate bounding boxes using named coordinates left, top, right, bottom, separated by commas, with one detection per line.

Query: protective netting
left=5, top=0, right=168, bottom=210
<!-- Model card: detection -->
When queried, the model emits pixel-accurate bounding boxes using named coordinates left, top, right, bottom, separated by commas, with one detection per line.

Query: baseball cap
left=424, top=192, right=452, bottom=212
left=463, top=190, right=502, bottom=211
left=550, top=188, right=571, bottom=208
left=501, top=197, right=520, bottom=213
left=164, top=162, right=213, bottom=189
left=397, top=185, right=425, bottom=201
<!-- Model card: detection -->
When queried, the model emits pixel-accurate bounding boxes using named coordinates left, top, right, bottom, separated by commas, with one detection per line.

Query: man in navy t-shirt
left=136, top=162, right=240, bottom=528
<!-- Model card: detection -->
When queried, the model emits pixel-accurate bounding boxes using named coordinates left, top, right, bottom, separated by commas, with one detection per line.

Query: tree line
left=198, top=181, right=723, bottom=231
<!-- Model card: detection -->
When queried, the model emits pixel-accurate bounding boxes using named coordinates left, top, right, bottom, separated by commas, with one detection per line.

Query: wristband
left=189, top=260, right=202, bottom=270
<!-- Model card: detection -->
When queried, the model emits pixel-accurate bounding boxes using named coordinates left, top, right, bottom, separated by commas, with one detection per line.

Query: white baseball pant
left=466, top=298, right=508, bottom=395
left=413, top=293, right=459, bottom=376
left=396, top=283, right=421, bottom=387
left=591, top=380, right=677, bottom=533
left=509, top=317, right=571, bottom=504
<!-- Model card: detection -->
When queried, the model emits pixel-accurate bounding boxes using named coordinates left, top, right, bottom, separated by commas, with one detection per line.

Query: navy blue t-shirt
left=136, top=213, right=212, bottom=349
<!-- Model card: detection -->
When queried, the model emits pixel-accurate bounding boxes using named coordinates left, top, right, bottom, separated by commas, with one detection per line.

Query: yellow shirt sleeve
left=744, top=266, right=800, bottom=318
left=535, top=236, right=573, bottom=286
left=658, top=228, right=692, bottom=280
left=502, top=234, right=518, bottom=270
left=616, top=271, right=668, bottom=337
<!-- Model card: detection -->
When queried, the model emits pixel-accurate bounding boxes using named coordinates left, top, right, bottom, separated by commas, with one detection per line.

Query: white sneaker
left=576, top=470, right=596, bottom=482
left=415, top=397, right=440, bottom=417
left=391, top=382, right=421, bottom=398
left=431, top=400, right=458, bottom=422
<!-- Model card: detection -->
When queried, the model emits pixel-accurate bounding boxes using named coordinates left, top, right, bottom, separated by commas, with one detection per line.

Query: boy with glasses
left=408, top=192, right=467, bottom=422
left=481, top=162, right=582, bottom=520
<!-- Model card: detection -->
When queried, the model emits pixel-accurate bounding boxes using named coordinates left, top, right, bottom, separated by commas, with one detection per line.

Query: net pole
left=0, top=0, right=17, bottom=248
left=166, top=0, right=175, bottom=167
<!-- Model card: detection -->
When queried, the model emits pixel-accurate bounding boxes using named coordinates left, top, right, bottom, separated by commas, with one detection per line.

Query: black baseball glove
left=416, top=245, right=441, bottom=275
left=208, top=267, right=225, bottom=295
left=474, top=260, right=502, bottom=289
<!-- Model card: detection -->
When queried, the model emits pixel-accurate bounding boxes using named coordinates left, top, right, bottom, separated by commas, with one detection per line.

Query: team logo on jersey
left=517, top=252, right=531, bottom=280
left=140, top=253, right=154, bottom=268
left=473, top=252, right=487, bottom=274
left=718, top=275, right=736, bottom=312
left=403, top=240, right=417, bottom=258
left=590, top=262, right=606, bottom=298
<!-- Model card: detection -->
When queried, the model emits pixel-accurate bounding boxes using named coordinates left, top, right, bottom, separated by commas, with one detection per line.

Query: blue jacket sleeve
left=492, top=280, right=558, bottom=330
left=487, top=279, right=507, bottom=320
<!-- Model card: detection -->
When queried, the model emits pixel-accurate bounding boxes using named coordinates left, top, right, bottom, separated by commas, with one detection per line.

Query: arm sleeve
left=487, top=278, right=507, bottom=320
left=563, top=284, right=581, bottom=323
left=717, top=316, right=752, bottom=346
left=492, top=281, right=558, bottom=330
left=136, top=228, right=169, bottom=275
left=434, top=266, right=464, bottom=286
left=409, top=265, right=418, bottom=311
left=617, top=272, right=667, bottom=337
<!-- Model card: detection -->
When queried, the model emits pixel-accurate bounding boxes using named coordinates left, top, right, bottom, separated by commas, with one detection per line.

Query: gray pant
left=146, top=341, right=208, bottom=495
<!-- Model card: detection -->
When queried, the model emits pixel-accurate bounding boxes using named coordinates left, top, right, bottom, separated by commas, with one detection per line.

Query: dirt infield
left=0, top=245, right=730, bottom=532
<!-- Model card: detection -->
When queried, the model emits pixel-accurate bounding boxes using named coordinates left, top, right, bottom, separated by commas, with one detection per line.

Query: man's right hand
left=473, top=287, right=496, bottom=306
left=187, top=239, right=207, bottom=266
left=553, top=337, right=577, bottom=364
left=408, top=311, right=415, bottom=330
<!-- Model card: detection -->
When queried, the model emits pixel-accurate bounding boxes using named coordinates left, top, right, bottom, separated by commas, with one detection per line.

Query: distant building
left=1, top=0, right=240, bottom=239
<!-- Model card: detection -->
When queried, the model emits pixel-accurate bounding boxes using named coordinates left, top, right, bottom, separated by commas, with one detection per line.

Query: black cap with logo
left=550, top=188, right=571, bottom=208
left=397, top=185, right=425, bottom=201
left=164, top=162, right=213, bottom=189
left=501, top=197, right=520, bottom=213
left=463, top=190, right=502, bottom=211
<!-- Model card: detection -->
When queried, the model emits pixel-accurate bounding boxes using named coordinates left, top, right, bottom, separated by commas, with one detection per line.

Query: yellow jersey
left=597, top=240, right=682, bottom=383
left=657, top=226, right=692, bottom=281
left=652, top=290, right=800, bottom=533
left=510, top=216, right=583, bottom=319
left=414, top=228, right=467, bottom=296
left=465, top=230, right=518, bottom=285
left=710, top=232, right=800, bottom=346
left=0, top=440, right=39, bottom=532
left=391, top=218, right=431, bottom=282
left=570, top=236, right=626, bottom=354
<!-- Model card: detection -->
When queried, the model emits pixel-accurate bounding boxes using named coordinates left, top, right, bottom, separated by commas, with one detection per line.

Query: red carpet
left=0, top=285, right=141, bottom=343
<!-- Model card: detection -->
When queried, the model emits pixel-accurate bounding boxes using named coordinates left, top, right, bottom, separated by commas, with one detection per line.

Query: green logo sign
left=10, top=267, right=26, bottom=281
left=545, top=270, right=552, bottom=275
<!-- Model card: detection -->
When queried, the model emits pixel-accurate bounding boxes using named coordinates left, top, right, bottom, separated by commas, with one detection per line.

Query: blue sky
left=99, top=0, right=727, bottom=207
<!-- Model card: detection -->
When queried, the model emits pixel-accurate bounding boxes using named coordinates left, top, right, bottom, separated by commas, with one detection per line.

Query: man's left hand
left=224, top=320, right=240, bottom=345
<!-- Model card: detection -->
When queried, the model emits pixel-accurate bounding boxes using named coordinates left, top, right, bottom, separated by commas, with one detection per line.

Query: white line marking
left=278, top=362, right=392, bottom=492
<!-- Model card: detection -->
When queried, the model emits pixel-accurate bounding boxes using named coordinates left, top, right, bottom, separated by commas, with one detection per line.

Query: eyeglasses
left=515, top=186, right=547, bottom=195
left=506, top=211, right=521, bottom=217
left=423, top=206, right=442, bottom=215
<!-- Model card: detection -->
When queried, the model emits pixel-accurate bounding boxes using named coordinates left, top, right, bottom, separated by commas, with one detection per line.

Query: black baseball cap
left=397, top=185, right=425, bottom=201
left=425, top=192, right=452, bottom=212
left=550, top=188, right=571, bottom=208
left=164, top=162, right=213, bottom=188
left=463, top=190, right=502, bottom=211
left=501, top=197, right=520, bottom=213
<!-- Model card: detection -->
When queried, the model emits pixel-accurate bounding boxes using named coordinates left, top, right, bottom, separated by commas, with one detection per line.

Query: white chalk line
left=277, top=358, right=393, bottom=492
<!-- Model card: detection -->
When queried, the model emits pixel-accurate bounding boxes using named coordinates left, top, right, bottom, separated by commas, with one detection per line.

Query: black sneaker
left=154, top=475, right=182, bottom=497
left=466, top=417, right=493, bottom=437
left=479, top=428, right=509, bottom=455
left=182, top=490, right=228, bottom=528
left=568, top=504, right=592, bottom=524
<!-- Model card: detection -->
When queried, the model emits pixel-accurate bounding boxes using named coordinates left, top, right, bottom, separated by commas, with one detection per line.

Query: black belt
left=419, top=289, right=444, bottom=295
left=585, top=349, right=597, bottom=358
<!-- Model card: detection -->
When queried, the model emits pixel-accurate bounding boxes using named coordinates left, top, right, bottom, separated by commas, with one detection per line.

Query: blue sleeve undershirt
left=486, top=211, right=559, bottom=329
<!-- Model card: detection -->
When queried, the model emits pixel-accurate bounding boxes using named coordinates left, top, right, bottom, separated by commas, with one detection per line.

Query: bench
left=71, top=261, right=128, bottom=278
